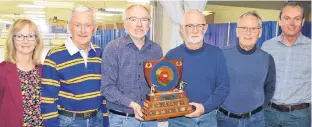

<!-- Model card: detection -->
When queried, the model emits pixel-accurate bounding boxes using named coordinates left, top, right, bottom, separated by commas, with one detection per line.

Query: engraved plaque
left=160, top=93, right=179, bottom=100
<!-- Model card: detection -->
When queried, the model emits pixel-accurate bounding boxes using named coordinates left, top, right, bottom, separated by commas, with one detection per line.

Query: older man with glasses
left=100, top=4, right=163, bottom=127
left=165, top=9, right=230, bottom=127
left=217, top=12, right=276, bottom=127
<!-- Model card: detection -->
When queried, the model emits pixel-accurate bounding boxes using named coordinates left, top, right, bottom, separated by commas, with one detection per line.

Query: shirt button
left=138, top=75, right=140, bottom=78
left=139, top=87, right=142, bottom=90
left=139, top=63, right=142, bottom=66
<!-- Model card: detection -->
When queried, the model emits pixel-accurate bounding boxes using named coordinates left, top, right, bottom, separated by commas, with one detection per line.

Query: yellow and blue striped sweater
left=40, top=44, right=104, bottom=126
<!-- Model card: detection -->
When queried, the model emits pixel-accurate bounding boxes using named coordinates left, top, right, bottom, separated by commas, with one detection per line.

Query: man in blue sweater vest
left=166, top=9, right=230, bottom=127
left=217, top=12, right=276, bottom=127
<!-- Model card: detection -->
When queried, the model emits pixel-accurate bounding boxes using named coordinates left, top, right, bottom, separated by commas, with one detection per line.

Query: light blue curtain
left=301, top=21, right=311, bottom=38
left=277, top=21, right=311, bottom=38
left=115, top=28, right=126, bottom=39
left=204, top=23, right=228, bottom=47
left=146, top=29, right=150, bottom=39
left=257, top=21, right=277, bottom=48
left=91, top=30, right=115, bottom=49
left=228, top=23, right=238, bottom=46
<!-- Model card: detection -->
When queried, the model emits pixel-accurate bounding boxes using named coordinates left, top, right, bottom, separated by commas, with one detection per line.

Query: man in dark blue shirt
left=166, top=9, right=230, bottom=127
left=217, top=12, right=276, bottom=127
left=100, top=4, right=162, bottom=127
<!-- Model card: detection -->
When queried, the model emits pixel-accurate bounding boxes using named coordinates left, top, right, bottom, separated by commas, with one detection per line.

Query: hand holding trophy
left=142, top=58, right=193, bottom=121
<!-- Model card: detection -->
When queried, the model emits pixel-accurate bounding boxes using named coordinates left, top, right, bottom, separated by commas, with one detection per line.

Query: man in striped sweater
left=41, top=6, right=104, bottom=127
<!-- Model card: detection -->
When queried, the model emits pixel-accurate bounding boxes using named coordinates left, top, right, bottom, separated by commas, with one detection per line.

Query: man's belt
left=218, top=106, right=263, bottom=119
left=108, top=109, right=135, bottom=117
left=270, top=102, right=310, bottom=112
left=58, top=110, right=98, bottom=119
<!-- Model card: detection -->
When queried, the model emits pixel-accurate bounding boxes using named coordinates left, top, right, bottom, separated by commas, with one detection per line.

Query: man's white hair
left=68, top=6, right=97, bottom=26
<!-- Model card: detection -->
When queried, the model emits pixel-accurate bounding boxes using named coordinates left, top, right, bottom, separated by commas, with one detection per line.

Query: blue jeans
left=59, top=112, right=103, bottom=127
left=217, top=110, right=264, bottom=127
left=168, top=109, right=217, bottom=127
left=108, top=112, right=157, bottom=127
left=265, top=106, right=310, bottom=127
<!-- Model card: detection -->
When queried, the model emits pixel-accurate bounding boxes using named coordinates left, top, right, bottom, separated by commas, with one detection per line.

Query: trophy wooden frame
left=142, top=58, right=193, bottom=121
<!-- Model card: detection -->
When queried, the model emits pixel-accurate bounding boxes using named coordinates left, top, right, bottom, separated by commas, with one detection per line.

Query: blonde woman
left=0, top=19, right=43, bottom=127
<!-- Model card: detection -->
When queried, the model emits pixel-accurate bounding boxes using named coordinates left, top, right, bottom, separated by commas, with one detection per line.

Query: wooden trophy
left=142, top=58, right=193, bottom=121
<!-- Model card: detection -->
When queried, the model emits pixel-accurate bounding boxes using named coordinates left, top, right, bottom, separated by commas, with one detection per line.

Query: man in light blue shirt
left=262, top=2, right=311, bottom=127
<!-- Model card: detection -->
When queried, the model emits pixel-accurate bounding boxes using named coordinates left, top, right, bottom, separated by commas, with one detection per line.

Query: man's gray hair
left=237, top=11, right=262, bottom=28
left=279, top=2, right=305, bottom=19
left=68, top=6, right=97, bottom=25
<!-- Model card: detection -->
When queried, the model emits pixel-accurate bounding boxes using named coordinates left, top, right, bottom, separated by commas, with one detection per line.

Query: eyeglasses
left=184, top=24, right=206, bottom=31
left=127, top=17, right=150, bottom=24
left=237, top=27, right=260, bottom=33
left=14, top=34, right=37, bottom=41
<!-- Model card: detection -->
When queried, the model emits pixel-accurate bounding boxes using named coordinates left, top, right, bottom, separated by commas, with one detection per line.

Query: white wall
left=154, top=2, right=173, bottom=55
left=0, top=47, right=4, bottom=62
left=41, top=47, right=51, bottom=62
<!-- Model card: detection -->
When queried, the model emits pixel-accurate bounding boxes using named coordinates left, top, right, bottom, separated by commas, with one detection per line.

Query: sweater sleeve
left=264, top=55, right=276, bottom=107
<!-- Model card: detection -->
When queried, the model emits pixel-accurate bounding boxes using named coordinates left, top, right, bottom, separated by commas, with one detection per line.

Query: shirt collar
left=124, top=34, right=151, bottom=46
left=236, top=43, right=256, bottom=55
left=277, top=32, right=305, bottom=46
left=65, top=37, right=96, bottom=56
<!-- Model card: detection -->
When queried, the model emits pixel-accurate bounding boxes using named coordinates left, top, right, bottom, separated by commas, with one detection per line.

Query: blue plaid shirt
left=101, top=35, right=163, bottom=113
left=262, top=33, right=311, bottom=105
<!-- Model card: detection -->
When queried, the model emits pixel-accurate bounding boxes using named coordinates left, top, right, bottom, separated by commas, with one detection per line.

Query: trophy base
left=142, top=91, right=193, bottom=121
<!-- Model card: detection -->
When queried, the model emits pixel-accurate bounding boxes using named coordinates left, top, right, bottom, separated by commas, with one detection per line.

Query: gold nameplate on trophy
left=142, top=58, right=193, bottom=121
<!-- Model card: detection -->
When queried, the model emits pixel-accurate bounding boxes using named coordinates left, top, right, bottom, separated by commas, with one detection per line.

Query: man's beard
left=187, top=34, right=203, bottom=44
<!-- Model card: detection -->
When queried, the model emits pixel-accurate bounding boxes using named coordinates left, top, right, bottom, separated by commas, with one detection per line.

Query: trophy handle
left=179, top=81, right=187, bottom=92
left=149, top=84, right=156, bottom=96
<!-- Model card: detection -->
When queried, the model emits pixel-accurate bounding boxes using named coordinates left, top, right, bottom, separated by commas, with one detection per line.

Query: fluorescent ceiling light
left=17, top=4, right=45, bottom=8
left=18, top=1, right=74, bottom=9
left=25, top=14, right=46, bottom=18
left=105, top=8, right=125, bottom=12
left=96, top=13, right=116, bottom=17
left=24, top=11, right=46, bottom=14
left=31, top=18, right=46, bottom=21
left=0, top=19, right=12, bottom=24
left=23, top=8, right=44, bottom=12
left=203, top=11, right=213, bottom=16
left=33, top=1, right=74, bottom=8
left=127, top=0, right=150, bottom=4
left=0, top=14, right=25, bottom=18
